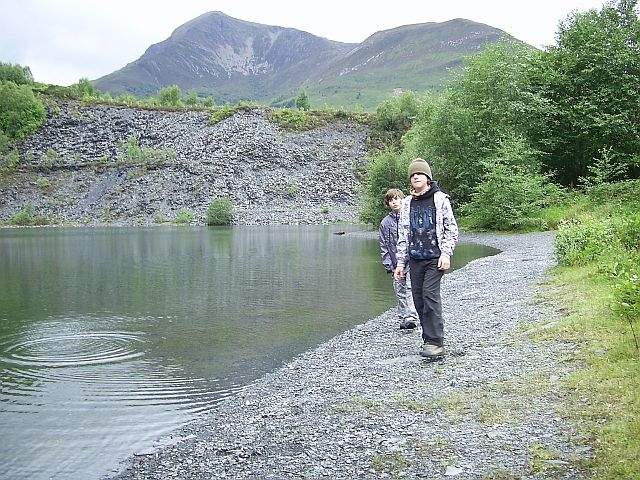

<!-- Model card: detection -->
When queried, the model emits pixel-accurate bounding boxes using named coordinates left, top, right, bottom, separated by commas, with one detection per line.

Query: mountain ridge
left=93, top=12, right=515, bottom=110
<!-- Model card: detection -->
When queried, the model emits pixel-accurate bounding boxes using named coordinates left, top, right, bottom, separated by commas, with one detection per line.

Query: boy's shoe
left=421, top=343, right=444, bottom=358
left=399, top=320, right=417, bottom=330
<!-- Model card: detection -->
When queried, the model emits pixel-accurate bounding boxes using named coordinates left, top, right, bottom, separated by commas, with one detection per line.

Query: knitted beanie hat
left=408, top=158, right=432, bottom=180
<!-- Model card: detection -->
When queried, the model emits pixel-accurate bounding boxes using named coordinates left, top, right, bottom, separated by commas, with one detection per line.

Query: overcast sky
left=1, top=0, right=606, bottom=86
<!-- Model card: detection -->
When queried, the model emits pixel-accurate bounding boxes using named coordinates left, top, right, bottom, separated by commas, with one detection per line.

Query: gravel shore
left=111, top=231, right=588, bottom=480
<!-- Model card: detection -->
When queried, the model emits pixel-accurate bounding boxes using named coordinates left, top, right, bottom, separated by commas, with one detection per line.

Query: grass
left=371, top=452, right=411, bottom=476
left=533, top=265, right=640, bottom=479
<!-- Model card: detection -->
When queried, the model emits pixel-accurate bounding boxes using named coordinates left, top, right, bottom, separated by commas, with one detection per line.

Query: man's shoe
left=421, top=343, right=444, bottom=358
left=399, top=320, right=417, bottom=330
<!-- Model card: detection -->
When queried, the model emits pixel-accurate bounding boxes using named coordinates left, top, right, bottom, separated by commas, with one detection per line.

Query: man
left=394, top=158, right=459, bottom=359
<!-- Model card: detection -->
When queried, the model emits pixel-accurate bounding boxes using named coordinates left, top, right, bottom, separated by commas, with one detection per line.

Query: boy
left=379, top=188, right=419, bottom=330
left=394, top=159, right=459, bottom=359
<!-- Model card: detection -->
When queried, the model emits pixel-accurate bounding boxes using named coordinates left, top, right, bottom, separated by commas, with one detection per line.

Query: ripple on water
left=0, top=316, right=238, bottom=480
left=1, top=331, right=145, bottom=368
left=0, top=317, right=229, bottom=412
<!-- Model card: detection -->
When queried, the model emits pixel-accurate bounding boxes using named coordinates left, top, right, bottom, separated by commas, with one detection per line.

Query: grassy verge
left=529, top=179, right=640, bottom=479
left=534, top=265, right=639, bottom=479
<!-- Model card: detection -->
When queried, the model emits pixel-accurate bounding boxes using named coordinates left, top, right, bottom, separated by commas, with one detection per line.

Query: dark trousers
left=409, top=258, right=445, bottom=346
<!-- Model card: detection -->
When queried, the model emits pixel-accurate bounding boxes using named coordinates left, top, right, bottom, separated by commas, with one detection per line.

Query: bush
left=295, top=91, right=310, bottom=111
left=0, top=81, right=45, bottom=139
left=73, top=77, right=100, bottom=99
left=209, top=105, right=236, bottom=124
left=373, top=92, right=420, bottom=148
left=268, top=108, right=307, bottom=130
left=358, top=149, right=411, bottom=226
left=554, top=216, right=617, bottom=266
left=463, top=159, right=560, bottom=231
left=0, top=148, right=20, bottom=174
left=8, top=203, right=48, bottom=226
left=156, top=85, right=182, bottom=107
left=174, top=208, right=194, bottom=224
left=117, top=136, right=176, bottom=164
left=586, top=179, right=640, bottom=216
left=611, top=265, right=639, bottom=343
left=206, top=197, right=233, bottom=225
left=0, top=62, right=33, bottom=85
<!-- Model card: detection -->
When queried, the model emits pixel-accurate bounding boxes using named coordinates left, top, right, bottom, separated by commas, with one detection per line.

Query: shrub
left=0, top=148, right=20, bottom=174
left=73, top=77, right=100, bottom=99
left=41, top=149, right=60, bottom=170
left=156, top=85, right=182, bottom=107
left=0, top=81, right=45, bottom=140
left=295, top=91, right=310, bottom=111
left=174, top=208, right=194, bottom=224
left=358, top=149, right=411, bottom=226
left=554, top=216, right=617, bottom=266
left=463, top=159, right=561, bottom=231
left=0, top=62, right=33, bottom=85
left=117, top=136, right=176, bottom=164
left=206, top=197, right=233, bottom=225
left=209, top=105, right=236, bottom=124
left=9, top=203, right=48, bottom=226
left=611, top=264, right=639, bottom=349
left=36, top=177, right=51, bottom=190
left=268, top=108, right=307, bottom=130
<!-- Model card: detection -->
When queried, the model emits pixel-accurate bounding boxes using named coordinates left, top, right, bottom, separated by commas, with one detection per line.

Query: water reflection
left=0, top=225, right=499, bottom=479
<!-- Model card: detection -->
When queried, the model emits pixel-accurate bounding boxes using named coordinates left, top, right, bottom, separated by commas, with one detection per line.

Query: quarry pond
left=0, top=224, right=498, bottom=479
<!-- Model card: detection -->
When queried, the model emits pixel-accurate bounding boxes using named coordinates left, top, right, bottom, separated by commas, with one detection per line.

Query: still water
left=0, top=225, right=498, bottom=479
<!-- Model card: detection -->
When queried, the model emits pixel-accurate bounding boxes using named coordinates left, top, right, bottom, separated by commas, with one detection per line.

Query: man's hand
left=438, top=254, right=451, bottom=271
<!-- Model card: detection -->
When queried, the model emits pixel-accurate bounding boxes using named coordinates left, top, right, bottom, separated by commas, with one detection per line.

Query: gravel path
left=111, top=231, right=589, bottom=479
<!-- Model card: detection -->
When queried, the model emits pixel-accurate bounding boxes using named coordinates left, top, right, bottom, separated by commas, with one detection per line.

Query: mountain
left=93, top=12, right=513, bottom=111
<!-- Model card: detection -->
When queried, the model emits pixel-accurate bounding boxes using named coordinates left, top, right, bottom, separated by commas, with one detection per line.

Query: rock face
left=1, top=102, right=370, bottom=226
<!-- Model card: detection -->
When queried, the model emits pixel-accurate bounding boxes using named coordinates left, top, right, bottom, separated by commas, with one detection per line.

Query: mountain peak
left=94, top=12, right=514, bottom=110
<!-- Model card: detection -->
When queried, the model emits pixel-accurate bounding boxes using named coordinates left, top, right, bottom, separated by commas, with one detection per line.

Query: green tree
left=463, top=136, right=561, bottom=230
left=530, top=0, right=640, bottom=185
left=207, top=197, right=234, bottom=225
left=0, top=62, right=33, bottom=84
left=73, top=77, right=99, bottom=98
left=295, top=91, right=310, bottom=111
left=185, top=90, right=199, bottom=107
left=0, top=81, right=45, bottom=139
left=359, top=150, right=411, bottom=225
left=404, top=40, right=545, bottom=204
left=372, top=91, right=421, bottom=149
left=156, top=85, right=182, bottom=107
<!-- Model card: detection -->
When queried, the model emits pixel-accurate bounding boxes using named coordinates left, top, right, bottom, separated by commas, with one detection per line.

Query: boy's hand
left=438, top=254, right=451, bottom=270
left=393, top=265, right=405, bottom=280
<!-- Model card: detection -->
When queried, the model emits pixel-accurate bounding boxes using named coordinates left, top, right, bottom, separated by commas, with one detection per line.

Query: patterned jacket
left=396, top=188, right=459, bottom=269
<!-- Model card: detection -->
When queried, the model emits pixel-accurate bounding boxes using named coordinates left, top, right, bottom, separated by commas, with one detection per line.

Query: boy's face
left=388, top=196, right=402, bottom=212
left=410, top=173, right=429, bottom=192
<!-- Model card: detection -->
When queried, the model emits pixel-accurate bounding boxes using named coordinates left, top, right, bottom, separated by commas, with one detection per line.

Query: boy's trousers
left=409, top=258, right=445, bottom=346
left=392, top=273, right=419, bottom=322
